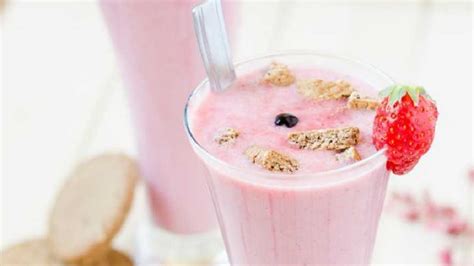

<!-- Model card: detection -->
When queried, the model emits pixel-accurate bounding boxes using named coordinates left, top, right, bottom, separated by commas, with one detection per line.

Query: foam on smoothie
left=190, top=65, right=379, bottom=174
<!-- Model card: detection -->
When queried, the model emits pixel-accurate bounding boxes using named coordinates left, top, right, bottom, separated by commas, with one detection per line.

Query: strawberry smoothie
left=100, top=0, right=237, bottom=262
left=100, top=0, right=235, bottom=234
left=185, top=53, right=393, bottom=265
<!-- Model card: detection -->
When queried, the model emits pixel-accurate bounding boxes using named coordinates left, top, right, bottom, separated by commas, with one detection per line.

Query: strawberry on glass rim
left=373, top=85, right=439, bottom=175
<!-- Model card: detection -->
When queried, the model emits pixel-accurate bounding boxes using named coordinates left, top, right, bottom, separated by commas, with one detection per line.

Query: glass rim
left=184, top=50, right=394, bottom=182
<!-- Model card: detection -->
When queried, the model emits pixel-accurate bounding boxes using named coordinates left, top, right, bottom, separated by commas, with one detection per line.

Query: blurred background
left=1, top=0, right=473, bottom=265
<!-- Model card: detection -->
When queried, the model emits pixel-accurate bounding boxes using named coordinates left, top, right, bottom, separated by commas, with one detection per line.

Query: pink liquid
left=100, top=0, right=235, bottom=234
left=191, top=68, right=379, bottom=174
left=189, top=65, right=390, bottom=264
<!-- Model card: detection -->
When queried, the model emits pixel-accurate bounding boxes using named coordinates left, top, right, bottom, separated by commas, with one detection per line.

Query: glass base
left=135, top=217, right=224, bottom=265
left=212, top=251, right=230, bottom=265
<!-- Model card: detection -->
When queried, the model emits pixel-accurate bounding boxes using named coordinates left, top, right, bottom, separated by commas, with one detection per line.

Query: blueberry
left=275, top=113, right=299, bottom=128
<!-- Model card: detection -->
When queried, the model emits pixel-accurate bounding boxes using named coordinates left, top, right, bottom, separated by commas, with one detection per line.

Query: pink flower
left=469, top=167, right=474, bottom=183
left=404, top=208, right=420, bottom=222
left=445, top=220, right=468, bottom=236
left=439, top=248, right=453, bottom=266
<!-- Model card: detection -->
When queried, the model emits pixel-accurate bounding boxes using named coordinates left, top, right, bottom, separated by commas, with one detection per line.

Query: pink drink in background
left=100, top=0, right=235, bottom=234
left=186, top=53, right=392, bottom=265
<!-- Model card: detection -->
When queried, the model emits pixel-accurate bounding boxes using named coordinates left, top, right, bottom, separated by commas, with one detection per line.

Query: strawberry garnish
left=373, top=85, right=438, bottom=175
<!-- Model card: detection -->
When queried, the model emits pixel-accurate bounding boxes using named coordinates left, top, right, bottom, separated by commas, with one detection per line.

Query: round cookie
left=1, top=239, right=133, bottom=266
left=1, top=239, right=62, bottom=265
left=83, top=249, right=134, bottom=266
left=49, top=154, right=139, bottom=263
left=104, top=250, right=133, bottom=266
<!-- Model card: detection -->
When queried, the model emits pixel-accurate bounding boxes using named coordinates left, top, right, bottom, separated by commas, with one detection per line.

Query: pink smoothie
left=187, top=61, right=390, bottom=264
left=100, top=0, right=236, bottom=234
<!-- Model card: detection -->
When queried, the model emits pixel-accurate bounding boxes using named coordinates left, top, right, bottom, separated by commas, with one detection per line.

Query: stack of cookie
left=1, top=154, right=139, bottom=266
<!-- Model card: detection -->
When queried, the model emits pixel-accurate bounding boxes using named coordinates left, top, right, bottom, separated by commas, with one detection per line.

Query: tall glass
left=185, top=52, right=394, bottom=265
left=99, top=0, right=236, bottom=263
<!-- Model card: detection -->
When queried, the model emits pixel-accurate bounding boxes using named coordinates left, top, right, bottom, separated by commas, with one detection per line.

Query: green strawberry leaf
left=379, top=86, right=394, bottom=98
left=417, top=86, right=426, bottom=95
left=416, top=86, right=434, bottom=101
left=406, top=86, right=419, bottom=105
left=381, top=85, right=431, bottom=107
left=389, top=85, right=405, bottom=106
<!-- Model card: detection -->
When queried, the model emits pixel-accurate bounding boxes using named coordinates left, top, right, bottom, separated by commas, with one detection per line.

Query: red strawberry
left=373, top=85, right=438, bottom=175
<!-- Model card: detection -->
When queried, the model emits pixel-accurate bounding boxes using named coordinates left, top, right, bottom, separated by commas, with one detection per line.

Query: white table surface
left=2, top=1, right=473, bottom=265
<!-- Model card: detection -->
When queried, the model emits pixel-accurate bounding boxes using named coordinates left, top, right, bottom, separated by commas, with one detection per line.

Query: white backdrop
left=1, top=1, right=473, bottom=265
